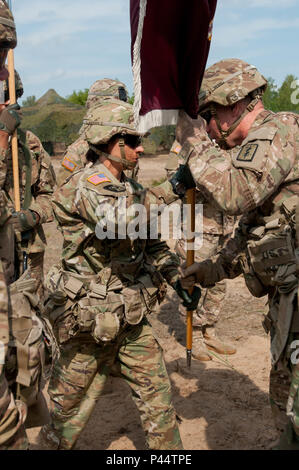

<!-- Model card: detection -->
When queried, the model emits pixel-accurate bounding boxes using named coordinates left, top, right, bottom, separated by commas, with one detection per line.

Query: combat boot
left=203, top=326, right=236, bottom=355
left=192, top=329, right=212, bottom=361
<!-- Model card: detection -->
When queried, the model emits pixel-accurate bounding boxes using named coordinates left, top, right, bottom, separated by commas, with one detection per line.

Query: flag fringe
left=137, top=109, right=179, bottom=133
left=132, top=0, right=147, bottom=129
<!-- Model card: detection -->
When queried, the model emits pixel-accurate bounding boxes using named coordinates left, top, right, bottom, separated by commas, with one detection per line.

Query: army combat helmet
left=198, top=58, right=267, bottom=148
left=82, top=99, right=144, bottom=169
left=86, top=78, right=128, bottom=110
left=0, top=0, right=17, bottom=73
left=0, top=0, right=17, bottom=49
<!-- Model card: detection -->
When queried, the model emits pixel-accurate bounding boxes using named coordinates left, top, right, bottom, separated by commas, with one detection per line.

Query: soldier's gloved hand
left=0, top=103, right=22, bottom=135
left=10, top=209, right=40, bottom=232
left=173, top=279, right=201, bottom=310
left=169, top=164, right=196, bottom=198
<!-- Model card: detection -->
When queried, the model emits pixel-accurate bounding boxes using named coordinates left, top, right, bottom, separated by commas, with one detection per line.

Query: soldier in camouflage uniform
left=4, top=70, right=56, bottom=299
left=56, top=78, right=128, bottom=188
left=0, top=0, right=28, bottom=450
left=0, top=70, right=56, bottom=425
left=165, top=141, right=236, bottom=360
left=39, top=100, right=198, bottom=450
left=175, top=59, right=299, bottom=448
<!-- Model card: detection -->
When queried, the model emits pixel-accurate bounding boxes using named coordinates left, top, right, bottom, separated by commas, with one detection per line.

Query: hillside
left=21, top=89, right=85, bottom=150
left=21, top=88, right=175, bottom=155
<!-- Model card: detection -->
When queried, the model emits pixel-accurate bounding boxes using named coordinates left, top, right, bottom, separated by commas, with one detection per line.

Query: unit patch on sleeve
left=62, top=157, right=77, bottom=172
left=236, top=143, right=258, bottom=162
left=103, top=184, right=126, bottom=193
left=87, top=173, right=111, bottom=185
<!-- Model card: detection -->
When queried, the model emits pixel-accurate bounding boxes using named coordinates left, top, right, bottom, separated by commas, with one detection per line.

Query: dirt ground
left=27, top=154, right=279, bottom=450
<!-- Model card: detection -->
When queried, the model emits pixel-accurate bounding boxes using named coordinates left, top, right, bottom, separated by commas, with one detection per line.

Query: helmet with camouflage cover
left=0, top=0, right=17, bottom=49
left=198, top=58, right=267, bottom=112
left=4, top=68, right=24, bottom=100
left=82, top=99, right=143, bottom=169
left=198, top=58, right=268, bottom=148
left=86, top=78, right=128, bottom=110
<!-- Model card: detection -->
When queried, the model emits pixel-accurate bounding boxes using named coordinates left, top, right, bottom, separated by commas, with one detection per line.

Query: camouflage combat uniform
left=0, top=0, right=28, bottom=450
left=165, top=141, right=236, bottom=359
left=42, top=101, right=182, bottom=450
left=1, top=129, right=56, bottom=421
left=176, top=59, right=299, bottom=444
left=0, top=259, right=27, bottom=450
left=165, top=141, right=235, bottom=328
left=4, top=129, right=56, bottom=296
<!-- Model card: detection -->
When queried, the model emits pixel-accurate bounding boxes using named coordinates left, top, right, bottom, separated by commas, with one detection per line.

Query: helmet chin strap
left=89, top=139, right=136, bottom=170
left=211, top=92, right=262, bottom=149
left=117, top=137, right=136, bottom=169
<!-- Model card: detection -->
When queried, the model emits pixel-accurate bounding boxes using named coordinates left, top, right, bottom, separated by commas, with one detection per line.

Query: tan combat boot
left=203, top=326, right=236, bottom=355
left=192, top=329, right=213, bottom=361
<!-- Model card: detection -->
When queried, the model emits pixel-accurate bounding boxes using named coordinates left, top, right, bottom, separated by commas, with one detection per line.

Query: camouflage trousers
left=46, top=318, right=182, bottom=450
left=177, top=233, right=227, bottom=327
left=0, top=370, right=28, bottom=450
left=27, top=251, right=45, bottom=301
left=269, top=332, right=299, bottom=441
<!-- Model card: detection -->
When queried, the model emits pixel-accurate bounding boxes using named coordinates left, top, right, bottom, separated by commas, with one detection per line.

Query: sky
left=11, top=0, right=299, bottom=103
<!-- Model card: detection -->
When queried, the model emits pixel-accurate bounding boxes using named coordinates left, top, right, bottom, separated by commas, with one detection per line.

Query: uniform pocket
left=78, top=293, right=124, bottom=343
left=122, top=285, right=144, bottom=325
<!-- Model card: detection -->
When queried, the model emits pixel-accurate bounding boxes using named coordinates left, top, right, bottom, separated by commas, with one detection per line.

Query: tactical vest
left=47, top=165, right=167, bottom=345
left=240, top=195, right=298, bottom=297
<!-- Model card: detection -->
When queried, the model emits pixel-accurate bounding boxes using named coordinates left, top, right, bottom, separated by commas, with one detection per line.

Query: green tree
left=22, top=95, right=37, bottom=107
left=66, top=89, right=88, bottom=106
left=263, top=75, right=299, bottom=113
left=128, top=93, right=135, bottom=105
left=262, top=77, right=279, bottom=112
left=276, top=74, right=299, bottom=112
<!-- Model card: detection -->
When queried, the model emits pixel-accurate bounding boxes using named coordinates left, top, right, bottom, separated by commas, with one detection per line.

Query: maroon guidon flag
left=130, top=0, right=217, bottom=132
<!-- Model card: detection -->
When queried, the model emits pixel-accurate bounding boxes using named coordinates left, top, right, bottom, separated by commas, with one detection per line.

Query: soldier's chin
left=0, top=67, right=9, bottom=81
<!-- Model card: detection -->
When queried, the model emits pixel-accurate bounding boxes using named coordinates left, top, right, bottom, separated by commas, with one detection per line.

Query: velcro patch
left=87, top=173, right=111, bottom=185
left=62, top=157, right=77, bottom=172
left=237, top=144, right=258, bottom=162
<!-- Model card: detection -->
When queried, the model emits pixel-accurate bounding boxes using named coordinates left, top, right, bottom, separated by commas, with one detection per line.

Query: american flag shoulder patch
left=87, top=173, right=111, bottom=185
left=62, top=156, right=77, bottom=172
left=173, top=144, right=182, bottom=154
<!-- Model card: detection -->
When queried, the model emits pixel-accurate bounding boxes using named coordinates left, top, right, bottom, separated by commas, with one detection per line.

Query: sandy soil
left=27, top=154, right=279, bottom=450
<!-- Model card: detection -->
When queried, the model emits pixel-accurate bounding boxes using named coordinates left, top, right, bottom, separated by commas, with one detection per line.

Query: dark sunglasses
left=123, top=134, right=142, bottom=149
left=199, top=109, right=212, bottom=124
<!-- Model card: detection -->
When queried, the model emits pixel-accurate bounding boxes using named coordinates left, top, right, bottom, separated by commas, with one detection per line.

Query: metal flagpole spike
left=186, top=349, right=192, bottom=368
